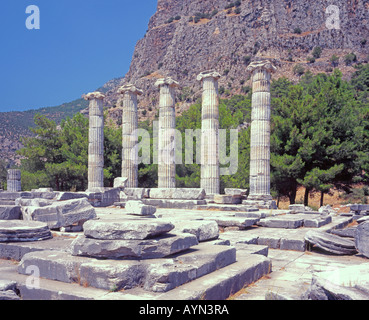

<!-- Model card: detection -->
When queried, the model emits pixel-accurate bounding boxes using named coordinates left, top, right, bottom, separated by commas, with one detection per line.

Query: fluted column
left=197, top=71, right=221, bottom=195
left=246, top=61, right=276, bottom=201
left=7, top=169, right=21, bottom=192
left=118, top=84, right=143, bottom=188
left=155, top=77, right=179, bottom=189
left=84, top=92, right=105, bottom=190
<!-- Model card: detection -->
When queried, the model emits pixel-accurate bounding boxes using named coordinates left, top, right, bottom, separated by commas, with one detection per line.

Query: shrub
left=293, top=27, right=302, bottom=34
left=330, top=54, right=339, bottom=66
left=235, top=7, right=241, bottom=14
left=243, top=55, right=251, bottom=65
left=293, top=64, right=305, bottom=76
left=312, top=46, right=322, bottom=59
left=174, top=15, right=181, bottom=21
left=344, top=52, right=357, bottom=66
left=188, top=16, right=194, bottom=22
left=307, top=56, right=316, bottom=64
left=224, top=69, right=230, bottom=76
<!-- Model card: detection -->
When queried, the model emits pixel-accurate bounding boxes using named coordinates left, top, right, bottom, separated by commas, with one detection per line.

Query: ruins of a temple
left=1, top=61, right=369, bottom=301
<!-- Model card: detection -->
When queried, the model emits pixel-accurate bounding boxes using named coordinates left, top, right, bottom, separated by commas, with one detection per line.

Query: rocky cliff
left=102, top=0, right=369, bottom=121
left=2, top=0, right=369, bottom=164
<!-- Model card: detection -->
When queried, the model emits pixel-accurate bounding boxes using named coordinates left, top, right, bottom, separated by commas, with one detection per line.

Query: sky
left=0, top=0, right=157, bottom=112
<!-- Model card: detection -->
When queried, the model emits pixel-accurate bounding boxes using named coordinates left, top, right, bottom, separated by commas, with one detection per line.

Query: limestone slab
left=172, top=220, right=219, bottom=242
left=149, top=188, right=206, bottom=200
left=257, top=216, right=304, bottom=229
left=21, top=198, right=96, bottom=229
left=125, top=201, right=156, bottom=216
left=0, top=221, right=52, bottom=242
left=69, top=233, right=199, bottom=259
left=355, top=221, right=369, bottom=258
left=83, top=220, right=174, bottom=240
left=0, top=206, right=21, bottom=220
left=305, top=230, right=357, bottom=255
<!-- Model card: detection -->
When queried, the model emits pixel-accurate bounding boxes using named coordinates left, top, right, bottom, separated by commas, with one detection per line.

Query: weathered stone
left=257, top=216, right=304, bottom=229
left=15, top=198, right=53, bottom=207
left=0, top=280, right=17, bottom=292
left=206, top=217, right=258, bottom=229
left=86, top=188, right=120, bottom=207
left=120, top=188, right=145, bottom=200
left=307, top=264, right=369, bottom=300
left=125, top=200, right=156, bottom=216
left=288, top=204, right=306, bottom=213
left=224, top=188, right=248, bottom=197
left=54, top=192, right=88, bottom=201
left=247, top=61, right=276, bottom=202
left=198, top=71, right=221, bottom=195
left=213, top=194, right=241, bottom=204
left=149, top=188, right=205, bottom=200
left=331, top=227, right=357, bottom=238
left=7, top=169, right=21, bottom=192
left=118, top=84, right=143, bottom=188
left=0, top=206, right=21, bottom=220
left=69, top=233, right=198, bottom=259
left=143, top=199, right=206, bottom=209
left=0, top=290, right=20, bottom=300
left=84, top=92, right=105, bottom=190
left=305, top=230, right=357, bottom=255
left=144, top=244, right=236, bottom=292
left=355, top=221, right=369, bottom=258
left=113, top=177, right=128, bottom=189
left=21, top=198, right=96, bottom=229
left=173, top=220, right=219, bottom=242
left=319, top=204, right=336, bottom=214
left=0, top=221, right=52, bottom=242
left=83, top=220, right=174, bottom=240
left=155, top=78, right=179, bottom=189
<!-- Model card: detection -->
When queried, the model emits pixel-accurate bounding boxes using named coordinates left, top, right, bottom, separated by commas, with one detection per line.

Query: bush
left=293, top=27, right=302, bottom=34
left=307, top=56, right=316, bottom=64
left=330, top=54, right=339, bottom=67
left=188, top=16, right=194, bottom=22
left=344, top=52, right=357, bottom=66
left=312, top=46, right=322, bottom=59
left=243, top=55, right=251, bottom=65
left=174, top=15, right=181, bottom=21
left=235, top=7, right=241, bottom=14
left=293, top=64, right=305, bottom=76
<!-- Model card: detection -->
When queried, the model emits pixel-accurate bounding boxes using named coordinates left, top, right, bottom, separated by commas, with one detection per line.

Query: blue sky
left=0, top=1, right=157, bottom=112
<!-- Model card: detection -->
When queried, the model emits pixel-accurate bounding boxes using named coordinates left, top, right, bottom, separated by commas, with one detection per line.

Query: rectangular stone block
left=0, top=206, right=22, bottom=220
left=149, top=188, right=206, bottom=200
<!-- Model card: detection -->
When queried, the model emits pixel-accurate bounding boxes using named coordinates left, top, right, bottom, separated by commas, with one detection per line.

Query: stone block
left=83, top=220, right=174, bottom=240
left=288, top=204, right=306, bottom=213
left=21, top=198, right=96, bottom=230
left=125, top=200, right=156, bottom=216
left=173, top=220, right=219, bottom=242
left=257, top=216, right=304, bottom=229
left=0, top=206, right=22, bottom=220
left=69, top=233, right=199, bottom=259
left=213, top=194, right=241, bottom=204
left=355, top=221, right=369, bottom=258
left=305, top=230, right=357, bottom=255
left=54, top=192, right=88, bottom=201
left=206, top=217, right=258, bottom=229
left=149, top=188, right=206, bottom=200
left=142, top=199, right=206, bottom=209
left=120, top=188, right=145, bottom=200
left=0, top=221, right=52, bottom=242
left=224, top=188, right=247, bottom=197
left=113, top=177, right=128, bottom=189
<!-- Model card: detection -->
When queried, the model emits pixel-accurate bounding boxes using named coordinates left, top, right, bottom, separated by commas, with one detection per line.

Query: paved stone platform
left=0, top=206, right=365, bottom=300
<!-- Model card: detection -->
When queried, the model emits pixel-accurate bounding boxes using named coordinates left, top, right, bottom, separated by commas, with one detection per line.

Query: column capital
left=118, top=84, right=143, bottom=96
left=83, top=92, right=105, bottom=101
left=246, top=60, right=277, bottom=74
left=155, top=77, right=179, bottom=88
left=197, top=70, right=221, bottom=82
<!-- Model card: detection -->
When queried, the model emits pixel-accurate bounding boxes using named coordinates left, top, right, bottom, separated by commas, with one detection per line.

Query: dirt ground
left=278, top=184, right=368, bottom=213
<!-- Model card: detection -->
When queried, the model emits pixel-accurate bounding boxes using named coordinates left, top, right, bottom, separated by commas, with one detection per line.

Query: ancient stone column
left=84, top=92, right=105, bottom=190
left=155, top=77, right=179, bottom=189
left=7, top=169, right=21, bottom=192
left=118, top=84, right=143, bottom=188
left=246, top=60, right=276, bottom=202
left=197, top=71, right=221, bottom=195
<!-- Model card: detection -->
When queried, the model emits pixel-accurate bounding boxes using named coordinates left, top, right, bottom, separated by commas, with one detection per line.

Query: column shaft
left=198, top=71, right=221, bottom=195
left=84, top=92, right=105, bottom=190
